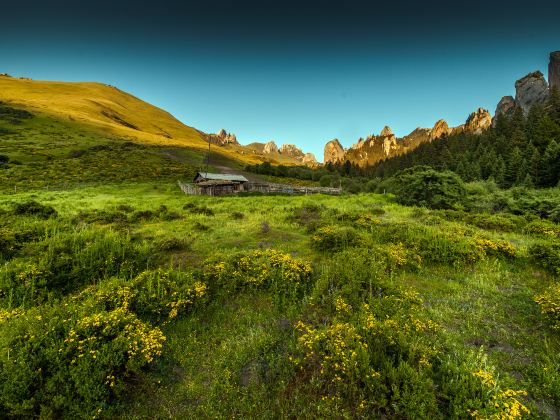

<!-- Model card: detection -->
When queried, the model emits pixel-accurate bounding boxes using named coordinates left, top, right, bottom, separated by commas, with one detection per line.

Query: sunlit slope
left=0, top=76, right=210, bottom=148
left=0, top=76, right=304, bottom=166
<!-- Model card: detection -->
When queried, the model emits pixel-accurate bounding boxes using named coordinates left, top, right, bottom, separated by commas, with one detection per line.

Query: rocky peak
left=263, top=141, right=279, bottom=154
left=279, top=144, right=304, bottom=158
left=464, top=108, right=492, bottom=134
left=215, top=128, right=238, bottom=145
left=515, top=71, right=549, bottom=115
left=324, top=139, right=345, bottom=164
left=380, top=126, right=393, bottom=137
left=492, top=96, right=516, bottom=127
left=429, top=119, right=451, bottom=141
left=302, top=153, right=318, bottom=166
left=550, top=51, right=560, bottom=91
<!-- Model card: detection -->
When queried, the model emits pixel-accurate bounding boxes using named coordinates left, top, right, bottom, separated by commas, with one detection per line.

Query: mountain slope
left=0, top=75, right=208, bottom=148
left=0, top=75, right=309, bottom=167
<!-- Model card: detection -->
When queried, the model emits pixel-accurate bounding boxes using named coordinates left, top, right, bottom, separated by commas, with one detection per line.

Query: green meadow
left=1, top=181, right=560, bottom=418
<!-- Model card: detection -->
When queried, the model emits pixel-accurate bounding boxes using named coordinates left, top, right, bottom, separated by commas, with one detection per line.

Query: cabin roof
left=194, top=172, right=249, bottom=183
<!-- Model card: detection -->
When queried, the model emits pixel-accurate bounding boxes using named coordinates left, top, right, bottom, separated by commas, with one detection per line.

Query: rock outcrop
left=429, top=119, right=451, bottom=141
left=324, top=107, right=492, bottom=167
left=380, top=126, right=393, bottom=137
left=263, top=141, right=279, bottom=154
left=515, top=71, right=549, bottom=115
left=464, top=108, right=492, bottom=134
left=492, top=96, right=516, bottom=127
left=324, top=139, right=345, bottom=164
left=279, top=144, right=305, bottom=159
left=550, top=51, right=560, bottom=91
left=215, top=128, right=238, bottom=145
left=302, top=153, right=318, bottom=165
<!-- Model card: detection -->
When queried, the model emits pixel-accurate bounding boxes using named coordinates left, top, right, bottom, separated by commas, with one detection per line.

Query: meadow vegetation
left=1, top=181, right=559, bottom=418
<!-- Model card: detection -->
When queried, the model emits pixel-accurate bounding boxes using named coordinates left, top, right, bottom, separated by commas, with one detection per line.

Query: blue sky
left=1, top=1, right=559, bottom=161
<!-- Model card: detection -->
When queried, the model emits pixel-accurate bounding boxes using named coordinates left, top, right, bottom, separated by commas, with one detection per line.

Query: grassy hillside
left=0, top=75, right=303, bottom=170
left=1, top=183, right=559, bottom=418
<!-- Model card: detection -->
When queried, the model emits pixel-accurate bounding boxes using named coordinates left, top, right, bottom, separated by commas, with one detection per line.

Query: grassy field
left=1, top=180, right=559, bottom=418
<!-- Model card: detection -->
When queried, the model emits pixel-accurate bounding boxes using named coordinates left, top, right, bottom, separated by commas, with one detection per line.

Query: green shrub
left=183, top=202, right=214, bottom=216
left=0, top=231, right=154, bottom=307
left=392, top=167, right=467, bottom=210
left=0, top=304, right=165, bottom=418
left=13, top=201, right=57, bottom=219
left=525, top=219, right=560, bottom=238
left=205, top=249, right=312, bottom=302
left=77, top=269, right=208, bottom=320
left=528, top=243, right=560, bottom=276
left=534, top=282, right=560, bottom=329
left=310, top=225, right=359, bottom=252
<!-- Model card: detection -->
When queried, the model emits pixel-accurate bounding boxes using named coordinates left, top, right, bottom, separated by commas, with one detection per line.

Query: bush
left=0, top=304, right=165, bottom=418
left=13, top=201, right=57, bottom=219
left=310, top=225, right=359, bottom=252
left=528, top=243, right=560, bottom=276
left=183, top=202, right=214, bottom=216
left=525, top=219, right=560, bottom=238
left=77, top=269, right=208, bottom=320
left=0, top=230, right=154, bottom=307
left=392, top=167, right=467, bottom=210
left=205, top=249, right=312, bottom=302
left=534, top=283, right=560, bottom=330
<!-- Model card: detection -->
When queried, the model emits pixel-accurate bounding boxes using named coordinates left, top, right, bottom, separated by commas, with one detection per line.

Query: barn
left=192, top=172, right=249, bottom=196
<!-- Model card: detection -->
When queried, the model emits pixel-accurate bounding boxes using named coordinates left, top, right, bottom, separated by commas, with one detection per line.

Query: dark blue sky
left=2, top=1, right=559, bottom=159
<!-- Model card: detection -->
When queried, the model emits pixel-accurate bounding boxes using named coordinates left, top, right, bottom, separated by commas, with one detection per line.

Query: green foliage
left=13, top=200, right=57, bottom=219
left=310, top=225, right=360, bottom=252
left=535, top=282, right=560, bottom=330
left=528, top=242, right=560, bottom=276
left=391, top=167, right=467, bottom=209
left=205, top=249, right=312, bottom=302
left=0, top=304, right=165, bottom=418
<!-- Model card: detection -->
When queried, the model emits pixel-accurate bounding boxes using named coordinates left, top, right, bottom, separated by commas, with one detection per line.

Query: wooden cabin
left=192, top=172, right=249, bottom=196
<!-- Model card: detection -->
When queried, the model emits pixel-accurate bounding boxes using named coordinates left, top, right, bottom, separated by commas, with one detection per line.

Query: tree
left=542, top=140, right=560, bottom=187
left=392, top=167, right=467, bottom=210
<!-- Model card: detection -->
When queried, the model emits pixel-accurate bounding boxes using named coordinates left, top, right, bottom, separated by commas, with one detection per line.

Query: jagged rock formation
left=279, top=144, right=305, bottom=159
left=515, top=71, right=549, bottom=115
left=263, top=141, right=279, bottom=154
left=302, top=153, right=318, bottom=165
left=492, top=96, right=516, bottom=127
left=550, top=51, right=560, bottom=91
left=214, top=128, right=238, bottom=145
left=464, top=108, right=492, bottom=134
left=324, top=139, right=345, bottom=164
left=380, top=126, right=393, bottom=136
left=324, top=108, right=492, bottom=167
left=429, top=120, right=451, bottom=141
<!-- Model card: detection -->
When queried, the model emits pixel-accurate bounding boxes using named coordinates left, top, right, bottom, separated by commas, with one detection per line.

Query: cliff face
left=464, top=108, right=492, bottom=134
left=514, top=71, right=549, bottom=115
left=492, top=96, right=516, bottom=127
left=325, top=108, right=491, bottom=166
left=549, top=51, right=560, bottom=91
left=324, top=139, right=345, bottom=164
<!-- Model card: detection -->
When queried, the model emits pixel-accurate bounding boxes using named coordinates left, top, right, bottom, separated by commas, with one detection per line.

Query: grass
left=1, top=181, right=560, bottom=418
left=0, top=76, right=306, bottom=167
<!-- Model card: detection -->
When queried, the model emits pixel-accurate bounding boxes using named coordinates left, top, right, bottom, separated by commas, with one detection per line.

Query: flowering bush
left=293, top=288, right=441, bottom=417
left=473, top=237, right=516, bottom=259
left=310, top=225, right=359, bottom=252
left=77, top=269, right=208, bottom=320
left=528, top=242, right=560, bottom=276
left=0, top=303, right=166, bottom=418
left=206, top=249, right=312, bottom=301
left=525, top=220, right=560, bottom=237
left=534, top=283, right=560, bottom=329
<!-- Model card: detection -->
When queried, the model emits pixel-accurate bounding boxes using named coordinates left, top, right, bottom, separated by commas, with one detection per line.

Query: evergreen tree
left=542, top=140, right=560, bottom=187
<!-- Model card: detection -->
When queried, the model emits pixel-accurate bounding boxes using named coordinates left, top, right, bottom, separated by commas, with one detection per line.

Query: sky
left=1, top=1, right=560, bottom=161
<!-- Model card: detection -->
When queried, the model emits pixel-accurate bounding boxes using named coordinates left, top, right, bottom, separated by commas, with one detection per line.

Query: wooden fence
left=178, top=181, right=341, bottom=196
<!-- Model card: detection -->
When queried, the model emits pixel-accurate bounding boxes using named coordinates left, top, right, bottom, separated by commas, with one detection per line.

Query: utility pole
left=206, top=135, right=211, bottom=175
